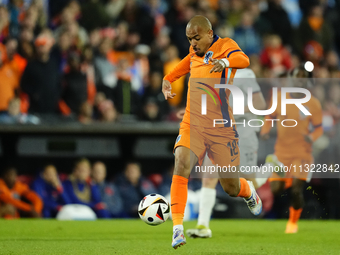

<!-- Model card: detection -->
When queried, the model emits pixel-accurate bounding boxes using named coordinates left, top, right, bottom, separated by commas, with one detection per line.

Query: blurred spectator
left=261, top=0, right=293, bottom=47
left=93, top=91, right=106, bottom=119
left=325, top=50, right=339, bottom=71
left=21, top=4, right=40, bottom=35
left=233, top=11, right=262, bottom=56
left=149, top=30, right=170, bottom=71
left=55, top=30, right=72, bottom=72
left=81, top=45, right=97, bottom=105
left=89, top=28, right=102, bottom=51
left=94, top=37, right=116, bottom=100
left=281, top=0, right=302, bottom=27
left=106, top=0, right=127, bottom=24
left=31, top=165, right=70, bottom=218
left=133, top=44, right=150, bottom=94
left=7, top=0, right=23, bottom=38
left=0, top=43, right=20, bottom=112
left=17, top=27, right=34, bottom=60
left=98, top=99, right=118, bottom=122
left=0, top=97, right=40, bottom=124
left=141, top=71, right=170, bottom=121
left=163, top=45, right=185, bottom=107
left=0, top=5, right=10, bottom=42
left=61, top=52, right=88, bottom=116
left=5, top=37, right=27, bottom=73
left=157, top=165, right=173, bottom=196
left=0, top=167, right=42, bottom=218
left=113, top=59, right=141, bottom=115
left=295, top=4, right=333, bottom=58
left=21, top=30, right=62, bottom=115
left=63, top=158, right=110, bottom=218
left=92, top=161, right=123, bottom=217
left=166, top=1, right=193, bottom=58
left=260, top=34, right=292, bottom=77
left=119, top=0, right=155, bottom=45
left=117, top=161, right=156, bottom=217
left=226, top=0, right=245, bottom=27
left=54, top=7, right=88, bottom=50
left=113, top=21, right=128, bottom=51
left=79, top=0, right=109, bottom=32
left=78, top=101, right=93, bottom=124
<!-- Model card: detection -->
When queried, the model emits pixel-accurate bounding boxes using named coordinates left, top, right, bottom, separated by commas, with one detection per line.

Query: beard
left=195, top=51, right=204, bottom=57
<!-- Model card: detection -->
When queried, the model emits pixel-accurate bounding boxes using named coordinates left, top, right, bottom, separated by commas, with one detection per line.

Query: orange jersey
left=261, top=91, right=323, bottom=158
left=164, top=35, right=249, bottom=130
left=0, top=179, right=43, bottom=214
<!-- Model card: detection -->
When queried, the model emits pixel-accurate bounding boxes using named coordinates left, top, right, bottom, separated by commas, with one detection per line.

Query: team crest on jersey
left=204, top=51, right=214, bottom=64
left=175, top=135, right=182, bottom=144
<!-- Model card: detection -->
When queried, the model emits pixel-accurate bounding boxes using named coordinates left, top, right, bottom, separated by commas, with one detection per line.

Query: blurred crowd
left=0, top=159, right=198, bottom=218
left=0, top=0, right=339, bottom=125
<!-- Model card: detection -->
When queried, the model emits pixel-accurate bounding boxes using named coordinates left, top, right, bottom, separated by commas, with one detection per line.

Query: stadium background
left=0, top=0, right=340, bottom=219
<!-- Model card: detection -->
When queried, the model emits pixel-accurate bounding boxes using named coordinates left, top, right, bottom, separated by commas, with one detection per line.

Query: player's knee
left=174, top=156, right=190, bottom=177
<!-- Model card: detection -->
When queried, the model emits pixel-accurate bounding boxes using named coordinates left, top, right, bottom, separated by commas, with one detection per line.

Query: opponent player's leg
left=171, top=146, right=198, bottom=248
left=255, top=154, right=286, bottom=189
left=197, top=177, right=218, bottom=228
left=186, top=174, right=218, bottom=238
left=270, top=180, right=286, bottom=197
left=286, top=178, right=305, bottom=234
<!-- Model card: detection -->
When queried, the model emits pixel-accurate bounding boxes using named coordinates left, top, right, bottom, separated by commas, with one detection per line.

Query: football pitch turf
left=0, top=220, right=339, bottom=255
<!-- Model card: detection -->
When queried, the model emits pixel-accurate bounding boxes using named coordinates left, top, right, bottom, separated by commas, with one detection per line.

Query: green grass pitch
left=0, top=219, right=339, bottom=255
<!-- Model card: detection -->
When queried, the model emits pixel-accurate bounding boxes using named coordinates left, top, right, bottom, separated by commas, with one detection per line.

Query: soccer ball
left=138, top=193, right=170, bottom=226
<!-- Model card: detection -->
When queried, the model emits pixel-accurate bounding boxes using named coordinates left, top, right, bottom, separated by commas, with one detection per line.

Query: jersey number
left=227, top=140, right=238, bottom=157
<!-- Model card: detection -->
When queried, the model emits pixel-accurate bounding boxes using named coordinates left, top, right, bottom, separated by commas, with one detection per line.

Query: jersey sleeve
left=223, top=39, right=249, bottom=69
left=163, top=54, right=191, bottom=83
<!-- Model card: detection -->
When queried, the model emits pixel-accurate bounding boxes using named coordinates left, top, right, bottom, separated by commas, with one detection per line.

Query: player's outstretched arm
left=162, top=79, right=176, bottom=100
left=164, top=54, right=191, bottom=84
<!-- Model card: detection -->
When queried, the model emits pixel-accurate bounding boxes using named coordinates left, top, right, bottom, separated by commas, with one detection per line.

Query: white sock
left=197, top=187, right=216, bottom=228
left=255, top=163, right=273, bottom=189
left=173, top=224, right=183, bottom=232
left=255, top=177, right=267, bottom=188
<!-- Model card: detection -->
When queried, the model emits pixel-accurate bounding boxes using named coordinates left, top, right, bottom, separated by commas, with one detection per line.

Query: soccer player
left=186, top=68, right=267, bottom=238
left=162, top=16, right=262, bottom=249
left=260, top=66, right=323, bottom=233
left=31, top=164, right=70, bottom=218
left=0, top=167, right=43, bottom=218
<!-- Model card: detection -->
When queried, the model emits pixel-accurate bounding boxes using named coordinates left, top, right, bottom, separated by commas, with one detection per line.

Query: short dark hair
left=1, top=166, right=17, bottom=177
left=124, top=160, right=141, bottom=171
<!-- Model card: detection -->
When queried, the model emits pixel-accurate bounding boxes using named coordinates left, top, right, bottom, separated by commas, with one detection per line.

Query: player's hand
left=209, top=57, right=226, bottom=73
left=176, top=109, right=186, bottom=120
left=162, top=79, right=176, bottom=100
left=304, top=135, right=313, bottom=144
left=260, top=133, right=270, bottom=140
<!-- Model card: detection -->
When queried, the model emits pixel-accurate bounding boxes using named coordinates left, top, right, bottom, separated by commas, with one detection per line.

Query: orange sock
left=237, top=178, right=251, bottom=198
left=170, top=175, right=188, bottom=226
left=289, top=206, right=302, bottom=224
